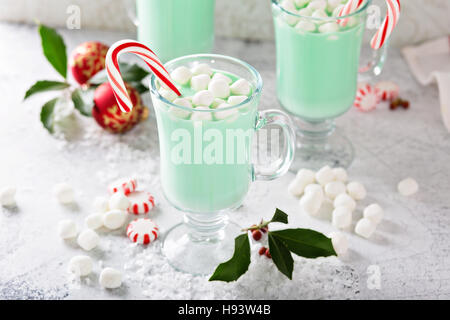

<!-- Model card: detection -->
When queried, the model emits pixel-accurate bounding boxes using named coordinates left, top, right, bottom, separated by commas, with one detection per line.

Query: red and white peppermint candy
left=375, top=81, right=399, bottom=101
left=354, top=84, right=380, bottom=112
left=105, top=40, right=181, bottom=113
left=127, top=191, right=155, bottom=215
left=126, top=218, right=159, bottom=245
left=108, top=178, right=137, bottom=196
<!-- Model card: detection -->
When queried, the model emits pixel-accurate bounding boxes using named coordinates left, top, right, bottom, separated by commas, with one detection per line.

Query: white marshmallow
left=173, top=97, right=192, bottom=108
left=319, top=22, right=339, bottom=33
left=315, top=166, right=335, bottom=186
left=190, top=107, right=213, bottom=121
left=53, top=183, right=75, bottom=204
left=99, top=267, right=122, bottom=289
left=288, top=179, right=306, bottom=197
left=312, top=9, right=329, bottom=22
left=398, top=178, right=419, bottom=196
left=108, top=192, right=130, bottom=211
left=191, top=63, right=213, bottom=76
left=327, top=0, right=342, bottom=12
left=332, top=167, right=348, bottom=182
left=281, top=0, right=297, bottom=13
left=170, top=66, right=192, bottom=85
left=332, top=206, right=352, bottom=229
left=300, top=187, right=324, bottom=216
left=214, top=103, right=239, bottom=121
left=333, top=193, right=356, bottom=211
left=304, top=183, right=324, bottom=198
left=347, top=181, right=367, bottom=200
left=77, top=229, right=100, bottom=251
left=298, top=8, right=313, bottom=16
left=0, top=186, right=16, bottom=207
left=289, top=169, right=316, bottom=196
left=227, top=95, right=248, bottom=105
left=192, top=90, right=214, bottom=107
left=169, top=98, right=193, bottom=119
left=85, top=213, right=104, bottom=230
left=212, top=73, right=232, bottom=85
left=68, top=255, right=93, bottom=277
left=230, top=79, right=251, bottom=96
left=324, top=181, right=346, bottom=200
left=308, top=0, right=327, bottom=10
left=212, top=98, right=226, bottom=109
left=208, top=79, right=230, bottom=99
left=103, top=209, right=127, bottom=230
left=93, top=196, right=109, bottom=213
left=58, top=219, right=78, bottom=239
left=159, top=88, right=178, bottom=102
left=363, top=203, right=384, bottom=225
left=295, top=20, right=316, bottom=32
left=296, top=168, right=316, bottom=183
left=328, top=231, right=348, bottom=256
left=191, top=74, right=211, bottom=92
left=355, top=218, right=376, bottom=238
left=295, top=0, right=310, bottom=7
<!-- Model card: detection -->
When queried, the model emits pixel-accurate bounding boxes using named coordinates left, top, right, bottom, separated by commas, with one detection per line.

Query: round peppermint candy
left=127, top=191, right=155, bottom=215
left=126, top=218, right=159, bottom=245
left=108, top=178, right=137, bottom=195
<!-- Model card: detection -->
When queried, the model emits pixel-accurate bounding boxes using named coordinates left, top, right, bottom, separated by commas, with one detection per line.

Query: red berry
left=265, top=249, right=272, bottom=259
left=402, top=100, right=410, bottom=109
left=252, top=230, right=262, bottom=241
left=258, top=247, right=266, bottom=256
left=261, top=226, right=268, bottom=233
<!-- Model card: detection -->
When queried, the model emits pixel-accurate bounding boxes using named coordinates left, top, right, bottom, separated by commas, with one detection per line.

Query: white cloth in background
left=402, top=37, right=450, bottom=131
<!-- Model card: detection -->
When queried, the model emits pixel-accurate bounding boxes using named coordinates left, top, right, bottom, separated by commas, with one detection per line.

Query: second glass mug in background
left=126, top=0, right=216, bottom=62
left=150, top=54, right=296, bottom=275
left=272, top=0, right=388, bottom=171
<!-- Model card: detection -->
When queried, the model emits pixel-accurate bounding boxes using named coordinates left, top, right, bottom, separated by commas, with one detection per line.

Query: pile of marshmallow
left=289, top=166, right=419, bottom=256
left=53, top=178, right=158, bottom=289
left=278, top=0, right=356, bottom=33
left=160, top=62, right=252, bottom=121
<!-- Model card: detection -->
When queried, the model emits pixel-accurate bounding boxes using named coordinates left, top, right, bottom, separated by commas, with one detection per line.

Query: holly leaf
left=270, top=229, right=337, bottom=259
left=40, top=97, right=59, bottom=133
left=72, top=87, right=95, bottom=117
left=38, top=24, right=67, bottom=79
left=209, top=234, right=251, bottom=282
left=24, top=80, right=69, bottom=100
left=270, top=208, right=289, bottom=224
left=268, top=233, right=294, bottom=279
left=90, top=63, right=149, bottom=85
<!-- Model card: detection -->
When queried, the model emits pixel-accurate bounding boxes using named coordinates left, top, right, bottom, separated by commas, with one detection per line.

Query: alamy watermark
left=66, top=5, right=81, bottom=30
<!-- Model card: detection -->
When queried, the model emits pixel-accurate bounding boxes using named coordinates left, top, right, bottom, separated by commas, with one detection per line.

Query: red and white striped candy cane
left=105, top=40, right=181, bottom=113
left=338, top=0, right=364, bottom=27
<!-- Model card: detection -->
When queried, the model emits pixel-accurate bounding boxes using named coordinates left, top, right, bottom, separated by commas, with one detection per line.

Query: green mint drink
left=136, top=0, right=215, bottom=62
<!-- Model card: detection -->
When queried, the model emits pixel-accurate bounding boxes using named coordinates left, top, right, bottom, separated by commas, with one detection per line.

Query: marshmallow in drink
left=85, top=213, right=104, bottom=230
left=328, top=231, right=348, bottom=256
left=228, top=95, right=248, bottom=105
left=170, top=66, right=192, bottom=85
left=347, top=181, right=367, bottom=200
left=169, top=98, right=193, bottom=119
left=212, top=98, right=226, bottom=109
left=398, top=178, right=419, bottom=196
left=295, top=0, right=310, bottom=7
left=68, top=255, right=93, bottom=277
left=77, top=229, right=100, bottom=251
left=355, top=218, right=376, bottom=238
left=300, top=191, right=323, bottom=216
left=298, top=7, right=313, bottom=16
left=159, top=87, right=178, bottom=102
left=363, top=203, right=384, bottom=225
left=191, top=74, right=211, bottom=92
left=173, top=97, right=192, bottom=108
left=191, top=107, right=213, bottom=121
left=315, top=165, right=335, bottom=186
left=295, top=20, right=316, bottom=32
left=327, top=0, right=342, bottom=12
left=53, top=183, right=75, bottom=204
left=333, top=193, right=356, bottom=211
left=324, top=181, right=346, bottom=199
left=332, top=167, right=348, bottom=182
left=109, top=192, right=130, bottom=211
left=212, top=73, right=233, bottom=85
left=332, top=4, right=344, bottom=16
left=58, top=219, right=78, bottom=239
left=230, top=79, right=251, bottom=96
left=0, top=186, right=16, bottom=207
left=308, top=0, right=327, bottom=10
left=332, top=206, right=352, bottom=229
left=103, top=209, right=127, bottom=230
left=93, top=196, right=109, bottom=213
left=99, top=267, right=122, bottom=289
left=312, top=9, right=329, bottom=23
left=208, top=78, right=231, bottom=99
left=214, top=103, right=239, bottom=121
left=319, top=22, right=339, bottom=33
left=192, top=90, right=214, bottom=107
left=191, top=63, right=213, bottom=76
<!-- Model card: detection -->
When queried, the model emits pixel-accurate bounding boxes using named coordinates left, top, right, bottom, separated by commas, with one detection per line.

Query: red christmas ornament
left=69, top=41, right=109, bottom=85
left=92, top=82, right=148, bottom=134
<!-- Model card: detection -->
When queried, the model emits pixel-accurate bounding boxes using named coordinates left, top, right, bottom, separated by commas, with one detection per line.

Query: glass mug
left=126, top=0, right=216, bottom=62
left=150, top=54, right=296, bottom=275
left=271, top=0, right=387, bottom=171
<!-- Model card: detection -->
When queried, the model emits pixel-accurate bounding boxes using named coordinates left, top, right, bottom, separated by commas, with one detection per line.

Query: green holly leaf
left=72, top=88, right=95, bottom=117
left=268, top=233, right=294, bottom=279
left=38, top=24, right=67, bottom=79
left=90, top=63, right=149, bottom=85
left=209, top=234, right=251, bottom=282
left=24, top=80, right=69, bottom=100
left=270, top=208, right=289, bottom=224
left=40, top=97, right=59, bottom=133
left=269, top=229, right=337, bottom=259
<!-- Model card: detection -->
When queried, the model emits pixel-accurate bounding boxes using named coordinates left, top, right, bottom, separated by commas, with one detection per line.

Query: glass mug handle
left=358, top=39, right=389, bottom=80
left=124, top=0, right=139, bottom=27
left=253, top=109, right=296, bottom=181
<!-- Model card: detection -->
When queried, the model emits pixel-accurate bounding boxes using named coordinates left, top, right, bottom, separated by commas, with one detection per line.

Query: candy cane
left=338, top=0, right=364, bottom=27
left=105, top=40, right=181, bottom=113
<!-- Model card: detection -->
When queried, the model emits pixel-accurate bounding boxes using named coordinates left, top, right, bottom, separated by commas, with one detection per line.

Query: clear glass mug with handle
left=150, top=54, right=296, bottom=275
left=125, top=0, right=216, bottom=63
left=271, top=0, right=388, bottom=171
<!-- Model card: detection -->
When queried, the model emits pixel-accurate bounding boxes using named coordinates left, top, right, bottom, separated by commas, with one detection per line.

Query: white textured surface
left=1, top=23, right=450, bottom=299
left=0, top=0, right=449, bottom=46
